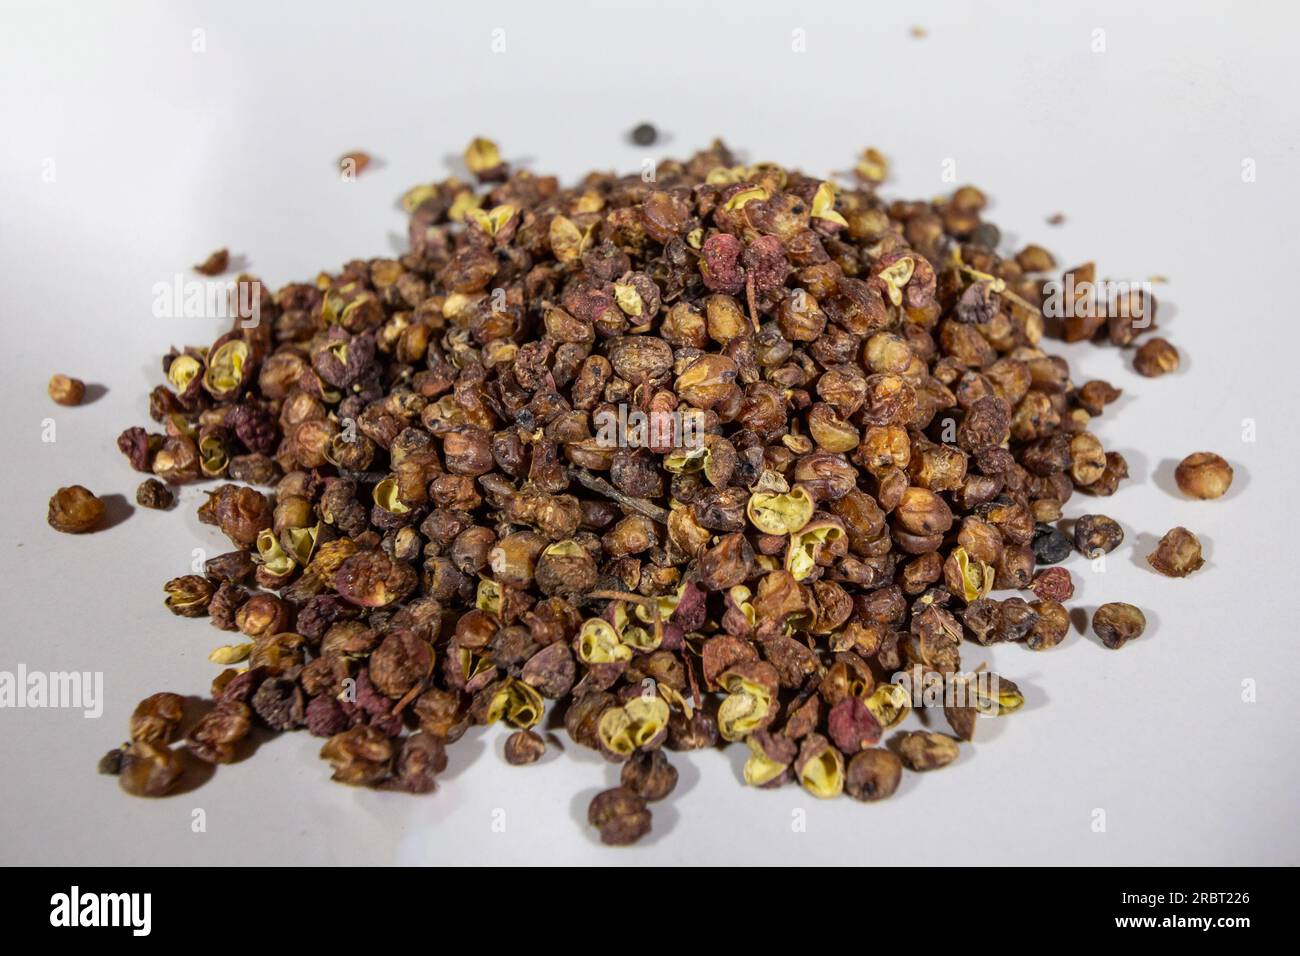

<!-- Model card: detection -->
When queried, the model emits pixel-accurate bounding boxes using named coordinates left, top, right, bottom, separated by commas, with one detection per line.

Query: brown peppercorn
left=894, top=731, right=960, bottom=771
left=588, top=787, right=652, bottom=846
left=187, top=700, right=252, bottom=764
left=320, top=725, right=396, bottom=786
left=129, top=692, right=186, bottom=744
left=1074, top=514, right=1124, bottom=557
left=1031, top=566, right=1074, bottom=602
left=163, top=575, right=215, bottom=617
left=1174, top=452, right=1233, bottom=500
left=48, top=374, right=86, bottom=406
left=845, top=748, right=903, bottom=801
left=504, top=729, right=547, bottom=765
left=1092, top=602, right=1147, bottom=649
left=118, top=741, right=185, bottom=797
left=1027, top=599, right=1070, bottom=650
left=194, top=248, right=230, bottom=275
left=1147, top=527, right=1205, bottom=578
left=235, top=592, right=292, bottom=638
left=620, top=748, right=679, bottom=801
left=136, top=478, right=174, bottom=510
left=1133, top=337, right=1179, bottom=377
left=47, top=485, right=106, bottom=534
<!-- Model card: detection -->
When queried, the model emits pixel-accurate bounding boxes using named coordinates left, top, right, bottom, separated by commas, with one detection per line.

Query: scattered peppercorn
left=1147, top=527, right=1205, bottom=578
left=47, top=374, right=86, bottom=406
left=588, top=787, right=652, bottom=846
left=136, top=478, right=174, bottom=510
left=504, top=729, right=546, bottom=765
left=1174, top=452, right=1233, bottom=500
left=47, top=485, right=105, bottom=534
left=194, top=248, right=230, bottom=276
left=1092, top=603, right=1147, bottom=649
left=1133, top=337, right=1179, bottom=377
left=1074, top=514, right=1124, bottom=558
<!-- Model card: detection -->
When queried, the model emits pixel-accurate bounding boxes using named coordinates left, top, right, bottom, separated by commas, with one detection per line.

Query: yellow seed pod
left=575, top=191, right=604, bottom=214
left=577, top=618, right=632, bottom=664
left=542, top=540, right=585, bottom=559
left=705, top=165, right=745, bottom=185
left=256, top=528, right=295, bottom=577
left=597, top=696, right=669, bottom=756
left=284, top=523, right=320, bottom=566
left=855, top=148, right=888, bottom=184
left=621, top=625, right=661, bottom=652
left=747, top=485, right=814, bottom=535
left=167, top=354, right=202, bottom=392
left=797, top=744, right=845, bottom=799
left=633, top=590, right=678, bottom=627
left=457, top=647, right=494, bottom=685
left=877, top=257, right=916, bottom=307
left=865, top=683, right=912, bottom=729
left=373, top=477, right=411, bottom=515
left=786, top=522, right=844, bottom=581
left=597, top=706, right=636, bottom=756
left=724, top=186, right=769, bottom=211
left=658, top=683, right=693, bottom=719
left=717, top=675, right=772, bottom=742
left=208, top=642, right=252, bottom=665
left=463, top=137, right=502, bottom=176
left=447, top=190, right=483, bottom=223
left=487, top=678, right=544, bottom=729
left=664, top=444, right=710, bottom=475
left=811, top=182, right=849, bottom=227
left=613, top=280, right=644, bottom=317
left=743, top=735, right=789, bottom=786
left=970, top=676, right=1024, bottom=716
left=728, top=585, right=756, bottom=628
left=685, top=228, right=704, bottom=250
left=624, top=696, right=669, bottom=747
left=549, top=215, right=585, bottom=264
left=204, top=339, right=249, bottom=394
left=951, top=546, right=994, bottom=602
left=400, top=183, right=438, bottom=213
left=199, top=434, right=228, bottom=475
left=466, top=204, right=516, bottom=238
left=475, top=578, right=502, bottom=616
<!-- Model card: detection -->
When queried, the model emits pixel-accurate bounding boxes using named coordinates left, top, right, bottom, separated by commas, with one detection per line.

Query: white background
left=1, top=0, right=1297, bottom=865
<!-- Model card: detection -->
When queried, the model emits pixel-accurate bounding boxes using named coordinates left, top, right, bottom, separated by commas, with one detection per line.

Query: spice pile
left=73, top=139, right=1231, bottom=844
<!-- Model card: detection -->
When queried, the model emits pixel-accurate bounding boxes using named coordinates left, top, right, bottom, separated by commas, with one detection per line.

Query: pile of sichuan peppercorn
left=91, top=139, right=1225, bottom=845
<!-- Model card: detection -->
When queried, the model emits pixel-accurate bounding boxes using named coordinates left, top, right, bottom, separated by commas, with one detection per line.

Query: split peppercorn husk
left=103, top=139, right=1180, bottom=840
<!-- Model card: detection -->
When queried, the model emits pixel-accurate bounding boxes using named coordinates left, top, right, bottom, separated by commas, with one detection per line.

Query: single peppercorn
left=1133, top=337, right=1179, bottom=377
left=194, top=248, right=229, bottom=275
left=1174, top=452, right=1233, bottom=499
left=504, top=729, right=547, bottom=765
left=136, top=478, right=174, bottom=510
left=1092, top=603, right=1147, bottom=649
left=47, top=485, right=105, bottom=533
left=1073, top=514, right=1124, bottom=557
left=1147, top=527, right=1205, bottom=578
left=844, top=748, right=903, bottom=801
left=588, top=787, right=652, bottom=846
left=48, top=374, right=86, bottom=406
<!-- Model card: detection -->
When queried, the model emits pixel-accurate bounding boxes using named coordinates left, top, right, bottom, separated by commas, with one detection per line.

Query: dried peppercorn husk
left=48, top=486, right=105, bottom=533
left=97, top=139, right=1200, bottom=843
left=1147, top=527, right=1205, bottom=578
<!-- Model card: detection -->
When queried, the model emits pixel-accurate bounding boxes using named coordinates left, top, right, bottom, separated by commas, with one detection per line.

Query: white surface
left=1, top=0, right=1297, bottom=865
